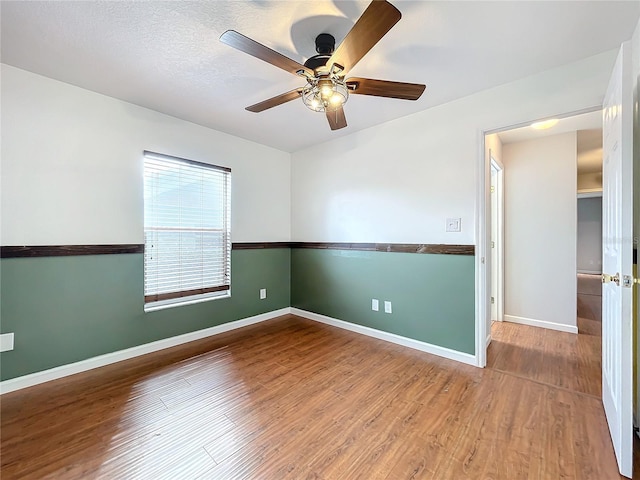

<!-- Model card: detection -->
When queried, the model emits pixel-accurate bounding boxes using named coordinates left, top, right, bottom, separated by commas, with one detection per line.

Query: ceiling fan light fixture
left=302, top=76, right=348, bottom=113
left=220, top=0, right=425, bottom=130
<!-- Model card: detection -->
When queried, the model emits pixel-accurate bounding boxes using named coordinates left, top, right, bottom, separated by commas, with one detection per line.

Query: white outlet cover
left=446, top=217, right=461, bottom=232
left=384, top=301, right=392, bottom=314
left=372, top=299, right=379, bottom=311
left=259, top=288, right=267, bottom=299
left=0, top=332, right=15, bottom=352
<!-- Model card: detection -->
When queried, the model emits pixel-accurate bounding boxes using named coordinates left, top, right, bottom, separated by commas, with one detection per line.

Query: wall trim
left=1, top=242, right=476, bottom=258
left=290, top=242, right=474, bottom=255
left=576, top=190, right=603, bottom=199
left=231, top=242, right=292, bottom=249
left=503, top=314, right=578, bottom=334
left=291, top=308, right=477, bottom=366
left=0, top=307, right=291, bottom=395
left=1, top=244, right=144, bottom=258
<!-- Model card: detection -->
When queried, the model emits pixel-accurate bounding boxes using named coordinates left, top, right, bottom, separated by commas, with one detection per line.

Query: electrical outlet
left=0, top=333, right=15, bottom=352
left=384, top=301, right=392, bottom=314
left=260, top=288, right=267, bottom=300
left=372, top=299, right=379, bottom=311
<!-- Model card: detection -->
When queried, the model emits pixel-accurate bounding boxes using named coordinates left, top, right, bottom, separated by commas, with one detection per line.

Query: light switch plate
left=446, top=218, right=461, bottom=232
left=384, top=301, right=392, bottom=314
left=259, top=288, right=267, bottom=299
left=372, top=299, right=379, bottom=311
left=0, top=333, right=15, bottom=352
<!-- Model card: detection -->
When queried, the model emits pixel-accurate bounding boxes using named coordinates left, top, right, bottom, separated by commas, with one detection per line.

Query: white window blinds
left=143, top=151, right=231, bottom=304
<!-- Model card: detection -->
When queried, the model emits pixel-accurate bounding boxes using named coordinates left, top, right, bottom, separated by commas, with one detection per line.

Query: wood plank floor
left=0, top=314, right=625, bottom=479
left=487, top=317, right=602, bottom=397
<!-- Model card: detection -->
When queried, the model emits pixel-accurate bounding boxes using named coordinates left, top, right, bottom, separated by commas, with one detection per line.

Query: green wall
left=290, top=248, right=476, bottom=355
left=0, top=248, right=291, bottom=381
left=0, top=246, right=476, bottom=382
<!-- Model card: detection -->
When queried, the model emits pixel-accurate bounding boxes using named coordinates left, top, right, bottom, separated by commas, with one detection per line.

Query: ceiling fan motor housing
left=314, top=33, right=335, bottom=54
left=303, top=33, right=336, bottom=71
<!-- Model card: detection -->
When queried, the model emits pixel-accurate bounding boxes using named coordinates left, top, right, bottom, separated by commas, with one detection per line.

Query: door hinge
left=491, top=241, right=495, bottom=248
left=622, top=275, right=638, bottom=288
left=491, top=296, right=495, bottom=304
left=490, top=186, right=495, bottom=193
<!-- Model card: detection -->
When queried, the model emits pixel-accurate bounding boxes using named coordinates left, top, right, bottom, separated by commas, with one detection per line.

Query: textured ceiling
left=1, top=1, right=638, bottom=152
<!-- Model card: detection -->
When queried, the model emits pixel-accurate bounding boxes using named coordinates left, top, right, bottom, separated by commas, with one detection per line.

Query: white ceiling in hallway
left=497, top=110, right=603, bottom=176
left=497, top=110, right=602, bottom=145
left=1, top=1, right=638, bottom=152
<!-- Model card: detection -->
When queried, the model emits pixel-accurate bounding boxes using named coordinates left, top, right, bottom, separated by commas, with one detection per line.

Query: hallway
left=487, top=315, right=638, bottom=478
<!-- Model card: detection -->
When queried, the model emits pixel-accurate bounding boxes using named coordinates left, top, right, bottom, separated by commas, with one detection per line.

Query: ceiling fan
left=219, top=0, right=426, bottom=131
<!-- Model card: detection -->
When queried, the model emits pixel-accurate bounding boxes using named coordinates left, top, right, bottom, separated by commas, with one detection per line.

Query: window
left=143, top=151, right=231, bottom=310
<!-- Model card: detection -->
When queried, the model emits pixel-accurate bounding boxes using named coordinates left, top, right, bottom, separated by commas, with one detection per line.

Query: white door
left=601, top=41, right=634, bottom=478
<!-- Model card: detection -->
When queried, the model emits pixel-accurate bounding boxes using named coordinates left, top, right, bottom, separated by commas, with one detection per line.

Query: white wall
left=291, top=50, right=617, bottom=244
left=577, top=196, right=603, bottom=274
left=0, top=65, right=291, bottom=245
left=503, top=133, right=577, bottom=331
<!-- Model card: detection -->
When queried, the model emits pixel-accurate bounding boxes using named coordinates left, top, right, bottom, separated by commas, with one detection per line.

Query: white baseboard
left=0, top=307, right=292, bottom=395
left=503, top=314, right=578, bottom=334
left=486, top=334, right=492, bottom=347
left=291, top=308, right=477, bottom=366
left=2, top=307, right=479, bottom=394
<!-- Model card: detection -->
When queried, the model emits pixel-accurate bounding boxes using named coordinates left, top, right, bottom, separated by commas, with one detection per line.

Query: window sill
left=144, top=290, right=230, bottom=313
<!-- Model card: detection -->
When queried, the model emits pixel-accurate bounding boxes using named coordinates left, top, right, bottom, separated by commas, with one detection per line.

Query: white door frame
left=475, top=106, right=601, bottom=368
left=490, top=156, right=505, bottom=324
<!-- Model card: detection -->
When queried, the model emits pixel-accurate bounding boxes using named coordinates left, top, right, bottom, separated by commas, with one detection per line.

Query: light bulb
left=320, top=85, right=334, bottom=98
left=310, top=97, right=320, bottom=110
left=329, top=94, right=343, bottom=106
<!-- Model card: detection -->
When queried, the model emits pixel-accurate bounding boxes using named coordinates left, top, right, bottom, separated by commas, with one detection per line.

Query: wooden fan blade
left=220, top=30, right=314, bottom=77
left=328, top=1, right=401, bottom=75
left=326, top=106, right=347, bottom=130
left=246, top=88, right=304, bottom=113
left=346, top=77, right=426, bottom=100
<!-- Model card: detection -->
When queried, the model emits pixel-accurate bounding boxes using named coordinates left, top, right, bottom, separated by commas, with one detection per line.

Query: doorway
left=482, top=109, right=602, bottom=344
left=478, top=45, right=635, bottom=479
